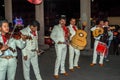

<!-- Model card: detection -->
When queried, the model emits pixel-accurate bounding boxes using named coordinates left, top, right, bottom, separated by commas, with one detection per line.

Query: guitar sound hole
left=98, top=30, right=101, bottom=33
left=79, top=33, right=84, bottom=37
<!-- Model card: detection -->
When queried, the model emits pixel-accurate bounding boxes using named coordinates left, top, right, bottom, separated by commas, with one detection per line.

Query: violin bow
left=7, top=25, right=17, bottom=44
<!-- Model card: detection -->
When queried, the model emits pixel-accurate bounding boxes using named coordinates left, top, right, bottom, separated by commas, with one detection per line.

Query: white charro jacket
left=50, top=24, right=66, bottom=44
left=0, top=32, right=26, bottom=57
left=68, top=24, right=78, bottom=40
left=20, top=26, right=38, bottom=56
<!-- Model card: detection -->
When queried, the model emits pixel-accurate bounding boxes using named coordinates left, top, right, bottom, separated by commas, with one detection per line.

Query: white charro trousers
left=0, top=58, right=17, bottom=80
left=54, top=44, right=67, bottom=75
left=92, top=40, right=104, bottom=64
left=22, top=51, right=42, bottom=80
left=69, top=45, right=80, bottom=69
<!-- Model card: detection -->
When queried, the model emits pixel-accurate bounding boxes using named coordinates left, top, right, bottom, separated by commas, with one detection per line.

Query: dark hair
left=104, top=20, right=109, bottom=23
left=0, top=19, right=8, bottom=27
left=29, top=20, right=40, bottom=28
left=59, top=17, right=66, bottom=21
left=70, top=18, right=76, bottom=21
left=96, top=19, right=104, bottom=25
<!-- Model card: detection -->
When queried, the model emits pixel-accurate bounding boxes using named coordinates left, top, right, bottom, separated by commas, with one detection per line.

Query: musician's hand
left=21, top=34, right=27, bottom=41
left=36, top=50, right=39, bottom=53
left=57, top=41, right=63, bottom=44
left=23, top=56, right=28, bottom=61
left=67, top=42, right=70, bottom=46
left=0, top=45, right=9, bottom=51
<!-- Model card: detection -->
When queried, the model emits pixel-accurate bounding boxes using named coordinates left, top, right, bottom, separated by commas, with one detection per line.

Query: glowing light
left=14, top=17, right=23, bottom=25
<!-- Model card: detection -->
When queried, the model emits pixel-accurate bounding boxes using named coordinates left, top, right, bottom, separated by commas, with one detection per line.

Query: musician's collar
left=1, top=32, right=6, bottom=36
left=59, top=24, right=66, bottom=27
left=70, top=24, right=75, bottom=27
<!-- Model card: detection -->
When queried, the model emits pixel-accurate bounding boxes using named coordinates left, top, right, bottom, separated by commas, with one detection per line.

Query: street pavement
left=15, top=47, right=120, bottom=80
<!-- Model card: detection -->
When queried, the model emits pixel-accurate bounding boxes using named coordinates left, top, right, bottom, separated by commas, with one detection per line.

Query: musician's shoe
left=69, top=68, right=75, bottom=72
left=105, top=59, right=109, bottom=62
left=53, top=75, right=59, bottom=79
left=99, top=64, right=104, bottom=67
left=74, top=66, right=80, bottom=69
left=90, top=63, right=96, bottom=67
left=61, top=72, right=68, bottom=76
left=105, top=58, right=109, bottom=62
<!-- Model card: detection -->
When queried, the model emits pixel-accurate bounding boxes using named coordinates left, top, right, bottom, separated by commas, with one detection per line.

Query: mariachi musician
left=68, top=18, right=80, bottom=72
left=90, top=20, right=105, bottom=67
left=50, top=18, right=69, bottom=79
left=103, top=20, right=113, bottom=61
left=0, top=19, right=26, bottom=80
left=20, top=20, right=43, bottom=80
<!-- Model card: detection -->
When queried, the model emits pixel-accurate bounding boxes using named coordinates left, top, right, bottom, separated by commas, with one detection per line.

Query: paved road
left=15, top=47, right=120, bottom=80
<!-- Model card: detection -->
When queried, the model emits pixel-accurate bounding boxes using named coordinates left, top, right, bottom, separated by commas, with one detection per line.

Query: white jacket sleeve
left=50, top=26, right=59, bottom=44
left=0, top=50, right=3, bottom=56
left=36, top=38, right=39, bottom=51
left=15, top=39, right=26, bottom=49
left=91, top=26, right=96, bottom=31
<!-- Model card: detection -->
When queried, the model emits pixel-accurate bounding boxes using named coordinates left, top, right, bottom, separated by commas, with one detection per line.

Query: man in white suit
left=0, top=19, right=26, bottom=80
left=90, top=20, right=105, bottom=67
left=50, top=18, right=69, bottom=79
left=20, top=20, right=42, bottom=80
left=68, top=18, right=80, bottom=72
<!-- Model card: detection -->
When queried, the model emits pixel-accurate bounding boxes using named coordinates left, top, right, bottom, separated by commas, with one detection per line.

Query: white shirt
left=68, top=24, right=78, bottom=40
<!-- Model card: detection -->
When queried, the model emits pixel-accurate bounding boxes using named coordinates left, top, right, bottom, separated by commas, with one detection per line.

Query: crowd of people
left=0, top=17, right=119, bottom=80
left=50, top=18, right=115, bottom=79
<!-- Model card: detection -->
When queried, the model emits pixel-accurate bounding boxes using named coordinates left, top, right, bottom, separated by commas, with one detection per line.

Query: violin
left=0, top=42, right=16, bottom=53
left=0, top=33, right=16, bottom=52
left=5, top=32, right=32, bottom=40
left=0, top=32, right=32, bottom=53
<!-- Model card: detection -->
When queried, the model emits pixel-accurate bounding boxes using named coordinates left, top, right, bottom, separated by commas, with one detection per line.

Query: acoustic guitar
left=71, top=29, right=87, bottom=50
left=92, top=27, right=104, bottom=37
left=70, top=21, right=87, bottom=50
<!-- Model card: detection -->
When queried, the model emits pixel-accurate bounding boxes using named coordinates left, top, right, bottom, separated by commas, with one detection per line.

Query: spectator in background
left=114, top=28, right=120, bottom=55
left=104, top=20, right=113, bottom=61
